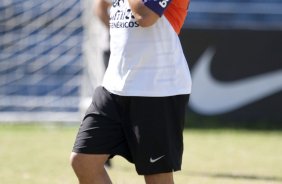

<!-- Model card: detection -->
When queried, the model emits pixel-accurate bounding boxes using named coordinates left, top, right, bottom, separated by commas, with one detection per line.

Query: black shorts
left=72, top=86, right=189, bottom=175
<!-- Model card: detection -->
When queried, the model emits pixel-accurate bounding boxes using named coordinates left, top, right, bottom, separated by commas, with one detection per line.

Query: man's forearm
left=128, top=0, right=159, bottom=27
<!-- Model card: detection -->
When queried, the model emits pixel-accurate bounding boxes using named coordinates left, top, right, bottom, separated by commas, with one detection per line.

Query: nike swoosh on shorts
left=150, top=155, right=165, bottom=163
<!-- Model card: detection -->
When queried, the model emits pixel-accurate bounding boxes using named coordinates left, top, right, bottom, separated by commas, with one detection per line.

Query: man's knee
left=144, top=172, right=174, bottom=184
left=70, top=152, right=112, bottom=184
left=70, top=152, right=81, bottom=170
left=70, top=152, right=109, bottom=171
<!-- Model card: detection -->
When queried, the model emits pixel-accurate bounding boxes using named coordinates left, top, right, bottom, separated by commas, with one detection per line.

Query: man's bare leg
left=144, top=172, right=174, bottom=184
left=70, top=152, right=112, bottom=184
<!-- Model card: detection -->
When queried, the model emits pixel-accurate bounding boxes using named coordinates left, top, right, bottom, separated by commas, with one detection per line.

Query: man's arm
left=128, top=0, right=160, bottom=27
left=93, top=0, right=112, bottom=28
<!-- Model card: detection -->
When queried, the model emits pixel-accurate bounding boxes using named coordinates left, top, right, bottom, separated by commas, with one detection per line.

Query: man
left=70, top=0, right=192, bottom=183
left=93, top=0, right=112, bottom=168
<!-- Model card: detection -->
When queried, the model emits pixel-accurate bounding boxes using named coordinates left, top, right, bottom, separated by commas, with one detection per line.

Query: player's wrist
left=142, top=0, right=172, bottom=17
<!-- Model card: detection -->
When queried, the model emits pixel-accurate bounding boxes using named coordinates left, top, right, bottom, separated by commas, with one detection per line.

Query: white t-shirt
left=102, top=0, right=192, bottom=96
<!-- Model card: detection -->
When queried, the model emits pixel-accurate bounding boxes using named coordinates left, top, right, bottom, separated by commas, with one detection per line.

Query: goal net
left=0, top=0, right=106, bottom=123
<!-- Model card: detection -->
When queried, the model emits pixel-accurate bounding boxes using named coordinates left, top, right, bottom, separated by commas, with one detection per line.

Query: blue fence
left=0, top=0, right=83, bottom=114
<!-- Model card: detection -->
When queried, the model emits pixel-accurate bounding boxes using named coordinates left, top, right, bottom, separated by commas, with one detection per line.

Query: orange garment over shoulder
left=164, top=0, right=190, bottom=34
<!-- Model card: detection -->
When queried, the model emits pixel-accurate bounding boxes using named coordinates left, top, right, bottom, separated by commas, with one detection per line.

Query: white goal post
left=79, top=0, right=109, bottom=117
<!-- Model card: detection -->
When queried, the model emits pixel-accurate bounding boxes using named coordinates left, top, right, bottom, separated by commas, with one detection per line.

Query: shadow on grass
left=186, top=171, right=282, bottom=182
left=184, top=111, right=282, bottom=130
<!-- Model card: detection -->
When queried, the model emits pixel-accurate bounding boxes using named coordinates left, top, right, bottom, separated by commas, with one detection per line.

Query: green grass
left=0, top=124, right=282, bottom=184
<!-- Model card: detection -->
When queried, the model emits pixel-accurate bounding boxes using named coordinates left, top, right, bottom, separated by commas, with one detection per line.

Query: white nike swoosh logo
left=189, top=47, right=282, bottom=115
left=150, top=155, right=165, bottom=163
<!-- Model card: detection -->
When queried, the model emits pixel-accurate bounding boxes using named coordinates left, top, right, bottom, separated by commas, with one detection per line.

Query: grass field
left=0, top=124, right=282, bottom=184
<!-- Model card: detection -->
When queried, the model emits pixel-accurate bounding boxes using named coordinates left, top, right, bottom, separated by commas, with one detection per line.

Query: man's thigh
left=123, top=94, right=189, bottom=175
left=72, top=86, right=133, bottom=162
